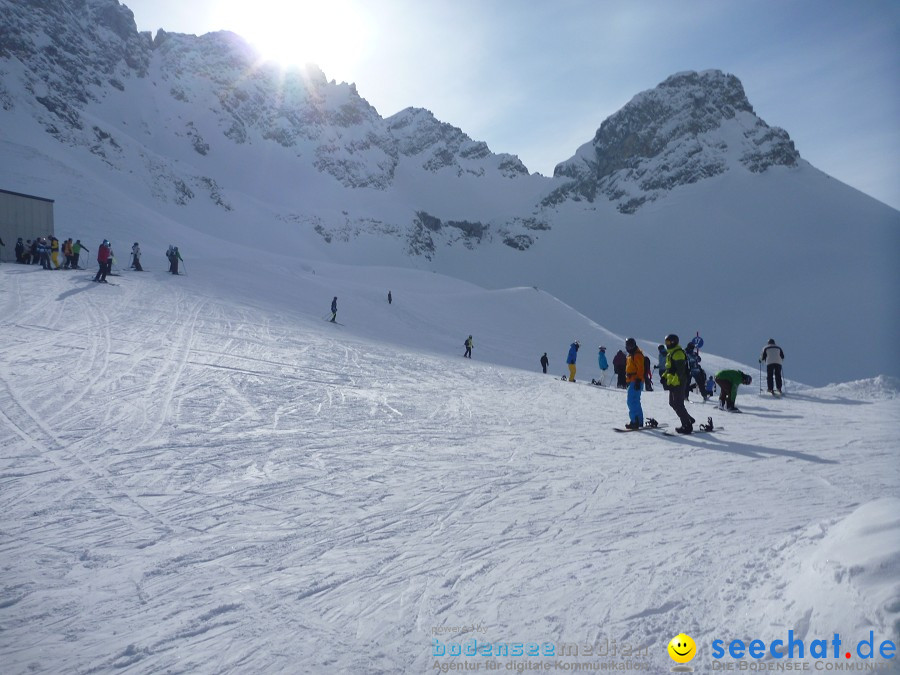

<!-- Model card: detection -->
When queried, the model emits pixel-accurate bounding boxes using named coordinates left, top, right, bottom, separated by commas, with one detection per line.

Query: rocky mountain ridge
left=0, top=0, right=812, bottom=252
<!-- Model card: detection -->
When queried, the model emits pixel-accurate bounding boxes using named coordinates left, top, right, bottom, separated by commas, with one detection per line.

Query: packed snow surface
left=1, top=259, right=897, bottom=673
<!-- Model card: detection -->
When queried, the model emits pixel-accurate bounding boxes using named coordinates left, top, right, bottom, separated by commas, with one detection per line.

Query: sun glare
left=213, top=0, right=370, bottom=77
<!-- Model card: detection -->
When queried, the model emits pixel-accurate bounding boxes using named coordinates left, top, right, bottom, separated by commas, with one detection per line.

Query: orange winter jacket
left=625, top=348, right=645, bottom=384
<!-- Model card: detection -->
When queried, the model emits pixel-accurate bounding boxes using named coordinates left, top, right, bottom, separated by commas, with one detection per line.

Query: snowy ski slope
left=1, top=259, right=897, bottom=673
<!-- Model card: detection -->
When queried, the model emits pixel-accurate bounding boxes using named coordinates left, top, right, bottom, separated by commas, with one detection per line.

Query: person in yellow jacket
left=50, top=236, right=61, bottom=269
left=624, top=337, right=645, bottom=429
left=663, top=333, right=695, bottom=433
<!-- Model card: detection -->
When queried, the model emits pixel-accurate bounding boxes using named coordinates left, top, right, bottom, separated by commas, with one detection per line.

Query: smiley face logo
left=667, top=633, right=696, bottom=664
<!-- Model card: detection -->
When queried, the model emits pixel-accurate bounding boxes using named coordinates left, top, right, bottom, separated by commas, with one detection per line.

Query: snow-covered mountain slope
left=1, top=261, right=898, bottom=673
left=0, top=0, right=897, bottom=387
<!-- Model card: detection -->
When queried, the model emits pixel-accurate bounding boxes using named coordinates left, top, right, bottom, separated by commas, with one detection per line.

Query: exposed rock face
left=549, top=70, right=800, bottom=213
left=388, top=108, right=529, bottom=179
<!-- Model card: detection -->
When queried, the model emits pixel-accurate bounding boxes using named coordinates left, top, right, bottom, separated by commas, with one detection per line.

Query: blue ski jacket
left=567, top=343, right=579, bottom=364
left=598, top=351, right=608, bottom=370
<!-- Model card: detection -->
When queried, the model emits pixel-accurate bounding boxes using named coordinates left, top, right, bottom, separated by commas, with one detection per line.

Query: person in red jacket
left=93, top=239, right=111, bottom=283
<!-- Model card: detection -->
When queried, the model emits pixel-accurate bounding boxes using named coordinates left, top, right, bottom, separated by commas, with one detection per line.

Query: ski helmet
left=625, top=337, right=637, bottom=352
left=599, top=345, right=606, bottom=351
left=658, top=344, right=666, bottom=351
left=664, top=333, right=679, bottom=347
left=767, top=338, right=776, bottom=345
left=742, top=373, right=752, bottom=385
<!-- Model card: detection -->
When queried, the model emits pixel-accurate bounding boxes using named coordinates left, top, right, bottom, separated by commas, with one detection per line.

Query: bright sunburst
left=214, top=0, right=371, bottom=76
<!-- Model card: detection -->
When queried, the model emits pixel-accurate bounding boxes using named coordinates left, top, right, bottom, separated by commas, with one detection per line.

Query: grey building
left=0, top=188, right=55, bottom=262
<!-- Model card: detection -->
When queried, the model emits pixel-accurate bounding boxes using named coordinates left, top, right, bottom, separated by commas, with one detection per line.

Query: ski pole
left=758, top=360, right=762, bottom=393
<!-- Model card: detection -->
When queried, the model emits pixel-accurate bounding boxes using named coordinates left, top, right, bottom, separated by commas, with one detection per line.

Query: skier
left=714, top=369, right=752, bottom=411
left=171, top=246, right=183, bottom=274
left=613, top=349, right=627, bottom=389
left=623, top=337, right=644, bottom=429
left=72, top=240, right=87, bottom=269
left=30, top=238, right=40, bottom=265
left=464, top=335, right=473, bottom=358
left=93, top=239, right=111, bottom=283
left=597, top=346, right=609, bottom=385
left=662, top=334, right=695, bottom=434
left=330, top=297, right=338, bottom=323
left=14, top=237, right=25, bottom=263
left=684, top=342, right=708, bottom=402
left=566, top=340, right=579, bottom=381
left=540, top=352, right=549, bottom=374
left=388, top=290, right=392, bottom=304
left=760, top=338, right=785, bottom=394
left=705, top=375, right=716, bottom=398
left=129, top=242, right=141, bottom=271
left=166, top=245, right=175, bottom=273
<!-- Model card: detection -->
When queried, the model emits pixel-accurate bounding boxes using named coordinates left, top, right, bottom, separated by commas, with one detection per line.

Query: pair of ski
left=614, top=417, right=722, bottom=435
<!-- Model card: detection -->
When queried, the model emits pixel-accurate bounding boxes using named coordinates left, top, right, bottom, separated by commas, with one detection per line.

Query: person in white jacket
left=760, top=339, right=785, bottom=393
left=131, top=242, right=143, bottom=271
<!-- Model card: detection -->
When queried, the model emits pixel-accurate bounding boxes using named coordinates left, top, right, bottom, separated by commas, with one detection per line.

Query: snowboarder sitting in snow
left=714, top=369, right=752, bottom=411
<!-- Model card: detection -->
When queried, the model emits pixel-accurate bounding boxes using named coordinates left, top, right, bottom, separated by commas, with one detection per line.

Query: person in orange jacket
left=624, top=337, right=645, bottom=429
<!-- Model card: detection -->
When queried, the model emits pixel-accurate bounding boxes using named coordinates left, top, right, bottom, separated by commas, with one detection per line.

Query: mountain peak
left=549, top=69, right=800, bottom=212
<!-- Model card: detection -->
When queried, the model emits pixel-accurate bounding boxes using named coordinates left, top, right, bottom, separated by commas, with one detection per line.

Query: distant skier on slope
left=330, top=297, right=338, bottom=323
left=540, top=352, right=549, bottom=374
left=566, top=340, right=579, bottom=381
left=623, top=337, right=644, bottom=429
left=760, top=338, right=785, bottom=394
left=714, top=369, right=752, bottom=412
left=131, top=242, right=143, bottom=271
left=93, top=239, right=111, bottom=283
left=388, top=290, right=392, bottom=304
left=662, top=334, right=695, bottom=434
left=464, top=335, right=473, bottom=358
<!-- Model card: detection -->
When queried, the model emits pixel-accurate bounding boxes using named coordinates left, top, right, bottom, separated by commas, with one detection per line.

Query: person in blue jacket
left=566, top=340, right=580, bottom=382
left=656, top=344, right=668, bottom=391
left=597, top=346, right=609, bottom=385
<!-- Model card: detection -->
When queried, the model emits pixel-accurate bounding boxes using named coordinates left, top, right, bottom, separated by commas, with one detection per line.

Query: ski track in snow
left=0, top=268, right=898, bottom=673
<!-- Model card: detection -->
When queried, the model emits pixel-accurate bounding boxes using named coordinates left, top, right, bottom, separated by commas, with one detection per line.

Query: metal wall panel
left=0, top=190, right=55, bottom=262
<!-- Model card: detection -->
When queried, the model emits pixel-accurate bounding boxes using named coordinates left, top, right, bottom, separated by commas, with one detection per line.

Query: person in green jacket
left=663, top=334, right=695, bottom=433
left=714, top=369, right=752, bottom=411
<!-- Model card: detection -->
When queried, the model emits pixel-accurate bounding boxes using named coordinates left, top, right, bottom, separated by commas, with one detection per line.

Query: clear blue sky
left=123, top=0, right=899, bottom=210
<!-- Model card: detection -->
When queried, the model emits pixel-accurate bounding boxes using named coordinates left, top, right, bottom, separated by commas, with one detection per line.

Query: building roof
left=0, top=188, right=55, bottom=203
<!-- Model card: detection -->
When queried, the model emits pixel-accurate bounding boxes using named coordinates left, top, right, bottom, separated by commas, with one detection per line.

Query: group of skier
left=555, top=334, right=784, bottom=434
left=10, top=236, right=90, bottom=270
left=9, top=235, right=184, bottom=280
